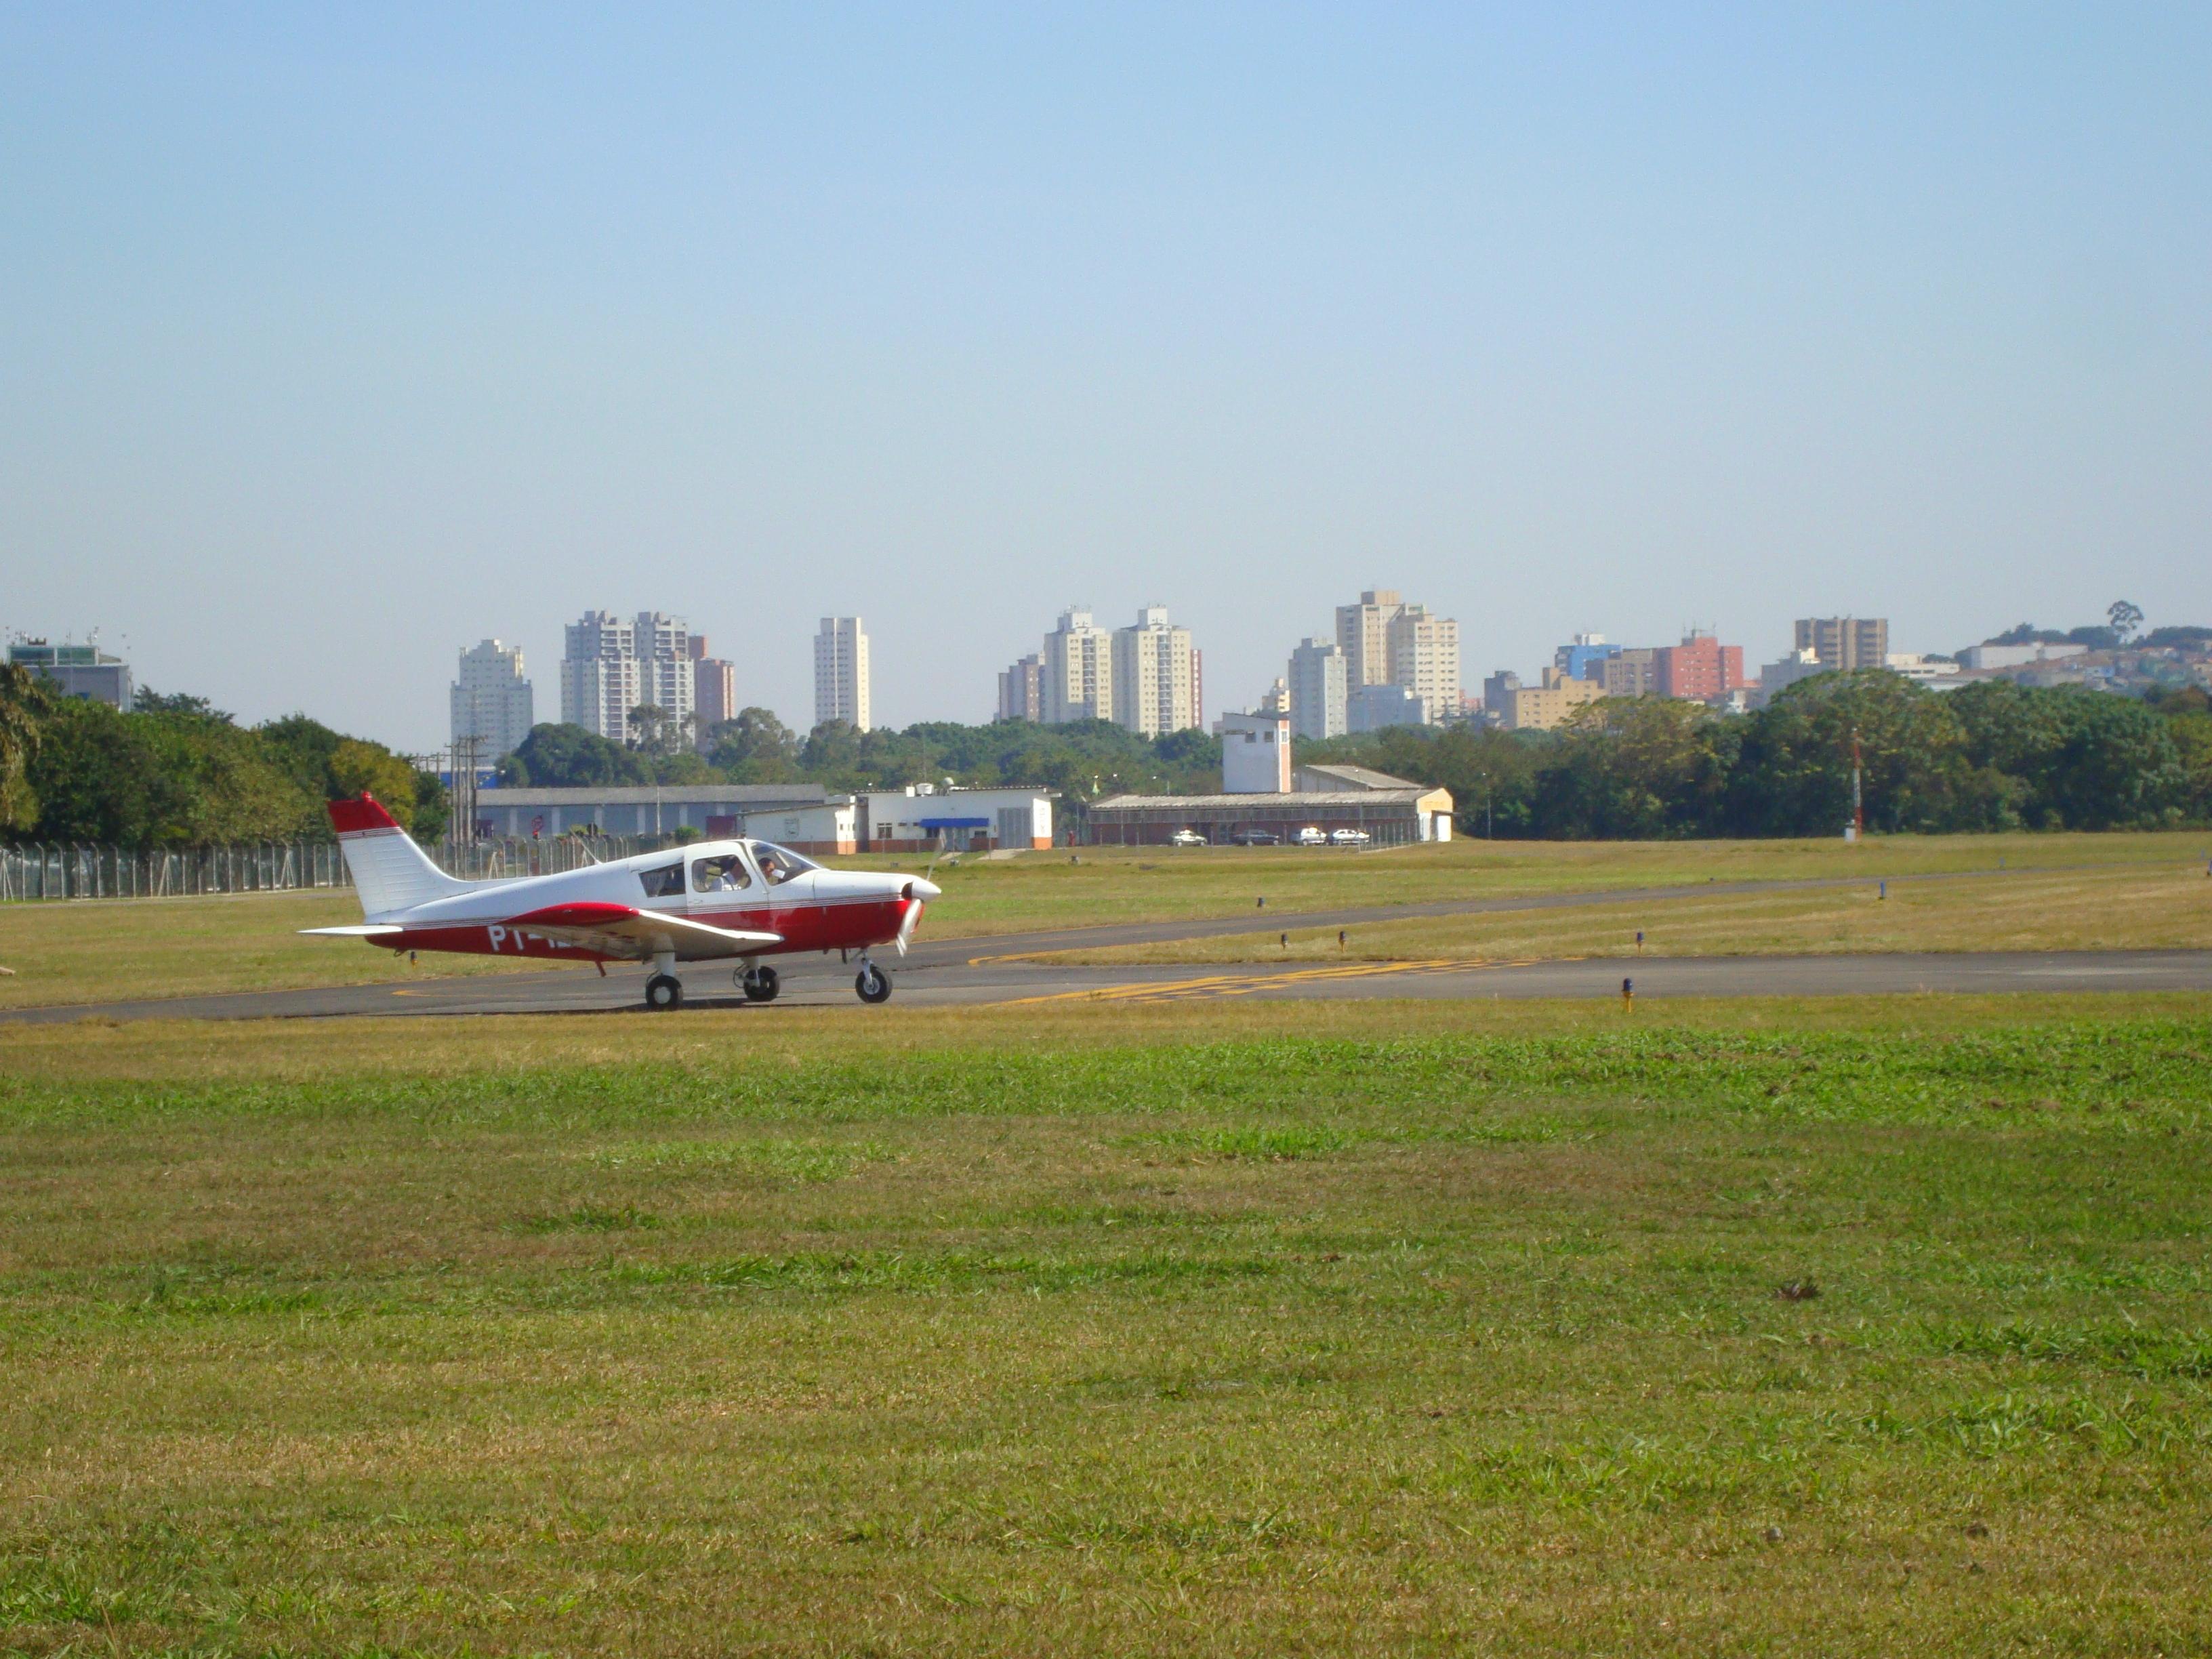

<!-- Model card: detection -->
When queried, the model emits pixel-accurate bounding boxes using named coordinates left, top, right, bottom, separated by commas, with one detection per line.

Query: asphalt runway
left=2, top=897, right=2207, bottom=1024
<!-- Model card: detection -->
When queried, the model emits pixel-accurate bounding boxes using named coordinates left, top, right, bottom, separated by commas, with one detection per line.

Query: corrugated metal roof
left=1089, top=790, right=1439, bottom=811
left=479, top=785, right=827, bottom=806
left=1295, top=763, right=1420, bottom=790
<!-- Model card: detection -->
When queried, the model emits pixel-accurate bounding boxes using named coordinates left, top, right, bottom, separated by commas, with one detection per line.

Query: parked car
left=1329, top=827, right=1372, bottom=846
left=1168, top=829, right=1207, bottom=847
left=1294, top=826, right=1327, bottom=846
left=1229, top=828, right=1279, bottom=846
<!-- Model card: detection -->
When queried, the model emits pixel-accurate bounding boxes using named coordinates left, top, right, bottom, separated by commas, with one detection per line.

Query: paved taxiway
left=4, top=869, right=2204, bottom=1023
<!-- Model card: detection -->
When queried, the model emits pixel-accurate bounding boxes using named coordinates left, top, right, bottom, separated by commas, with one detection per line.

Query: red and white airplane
left=304, top=794, right=939, bottom=1008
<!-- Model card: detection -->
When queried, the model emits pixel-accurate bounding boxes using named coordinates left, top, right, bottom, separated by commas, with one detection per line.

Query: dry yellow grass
left=1031, top=864, right=2212, bottom=966
left=2, top=830, right=2205, bottom=1010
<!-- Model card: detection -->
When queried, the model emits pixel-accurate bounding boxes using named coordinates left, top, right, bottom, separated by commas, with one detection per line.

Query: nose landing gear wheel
left=855, top=962, right=892, bottom=1004
left=644, top=973, right=684, bottom=1010
left=739, top=965, right=781, bottom=1004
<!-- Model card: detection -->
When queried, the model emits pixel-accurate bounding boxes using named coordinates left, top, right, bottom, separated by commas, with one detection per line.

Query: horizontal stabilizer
left=299, top=924, right=407, bottom=937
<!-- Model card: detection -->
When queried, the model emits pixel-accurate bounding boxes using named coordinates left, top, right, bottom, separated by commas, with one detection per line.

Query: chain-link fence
left=0, top=834, right=672, bottom=902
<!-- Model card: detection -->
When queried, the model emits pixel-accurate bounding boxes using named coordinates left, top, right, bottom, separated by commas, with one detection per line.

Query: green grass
left=3, top=998, right=2211, bottom=1652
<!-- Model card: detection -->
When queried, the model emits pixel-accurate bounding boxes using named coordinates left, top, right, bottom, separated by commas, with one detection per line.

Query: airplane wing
left=504, top=902, right=783, bottom=961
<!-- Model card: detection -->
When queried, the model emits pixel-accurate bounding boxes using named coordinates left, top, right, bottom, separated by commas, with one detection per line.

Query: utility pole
left=1849, top=726, right=1864, bottom=842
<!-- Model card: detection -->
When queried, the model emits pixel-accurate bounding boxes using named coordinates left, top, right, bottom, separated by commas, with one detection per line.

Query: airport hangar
left=1088, top=763, right=1454, bottom=848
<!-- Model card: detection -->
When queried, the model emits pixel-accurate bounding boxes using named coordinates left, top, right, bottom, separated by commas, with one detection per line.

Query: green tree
left=1728, top=672, right=1971, bottom=836
left=1534, top=697, right=1739, bottom=840
left=0, top=662, right=54, bottom=833
left=328, top=739, right=421, bottom=829
left=501, top=724, right=653, bottom=788
left=706, top=709, right=800, bottom=782
left=1952, top=682, right=2183, bottom=829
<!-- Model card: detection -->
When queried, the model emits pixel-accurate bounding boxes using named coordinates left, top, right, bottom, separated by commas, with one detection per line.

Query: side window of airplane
left=638, top=861, right=685, bottom=899
left=691, top=853, right=751, bottom=893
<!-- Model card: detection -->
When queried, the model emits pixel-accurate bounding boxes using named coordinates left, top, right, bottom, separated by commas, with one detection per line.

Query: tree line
left=1304, top=672, right=2212, bottom=838
left=4, top=663, right=2207, bottom=850
left=0, top=667, right=445, bottom=847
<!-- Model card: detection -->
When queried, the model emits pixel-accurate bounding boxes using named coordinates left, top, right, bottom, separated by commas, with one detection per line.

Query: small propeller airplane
left=302, top=794, right=940, bottom=1009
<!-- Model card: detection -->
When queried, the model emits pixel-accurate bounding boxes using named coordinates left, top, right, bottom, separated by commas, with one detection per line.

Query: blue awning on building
left=917, top=817, right=991, bottom=830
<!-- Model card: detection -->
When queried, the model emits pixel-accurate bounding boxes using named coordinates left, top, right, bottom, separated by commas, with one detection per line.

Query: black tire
left=644, top=973, right=683, bottom=1010
left=741, top=965, right=781, bottom=1004
left=855, top=964, right=892, bottom=1004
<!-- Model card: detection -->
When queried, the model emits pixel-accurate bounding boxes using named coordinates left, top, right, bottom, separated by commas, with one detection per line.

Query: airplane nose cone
left=905, top=878, right=942, bottom=903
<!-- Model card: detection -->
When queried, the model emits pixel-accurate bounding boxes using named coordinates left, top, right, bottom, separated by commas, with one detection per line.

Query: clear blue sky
left=3, top=3, right=2206, bottom=749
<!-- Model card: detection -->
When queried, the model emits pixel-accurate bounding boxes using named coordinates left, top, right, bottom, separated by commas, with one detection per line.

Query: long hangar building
left=1087, top=712, right=1454, bottom=846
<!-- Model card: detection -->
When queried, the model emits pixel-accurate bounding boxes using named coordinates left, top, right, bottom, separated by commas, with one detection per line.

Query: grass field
left=5, top=996, right=2211, bottom=1654
left=3, top=831, right=2208, bottom=1012
left=1040, top=863, right=2212, bottom=966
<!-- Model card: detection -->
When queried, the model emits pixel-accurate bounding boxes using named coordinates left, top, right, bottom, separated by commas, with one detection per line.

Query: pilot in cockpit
left=691, top=853, right=747, bottom=893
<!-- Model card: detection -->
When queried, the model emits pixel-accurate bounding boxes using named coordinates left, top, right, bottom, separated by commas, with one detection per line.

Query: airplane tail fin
left=329, top=794, right=470, bottom=918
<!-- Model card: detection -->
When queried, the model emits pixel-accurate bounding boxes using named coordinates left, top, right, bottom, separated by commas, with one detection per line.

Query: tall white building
left=1042, top=607, right=1114, bottom=724
left=1287, top=637, right=1347, bottom=740
left=1332, top=588, right=1460, bottom=724
left=1389, top=606, right=1461, bottom=723
left=450, top=639, right=535, bottom=759
left=1110, top=605, right=1200, bottom=737
left=634, top=611, right=693, bottom=737
left=1335, top=588, right=1404, bottom=689
left=560, top=611, right=639, bottom=741
left=560, top=611, right=692, bottom=744
left=813, top=617, right=872, bottom=732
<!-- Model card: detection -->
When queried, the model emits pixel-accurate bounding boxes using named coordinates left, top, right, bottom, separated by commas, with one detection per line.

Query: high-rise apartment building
left=1654, top=631, right=1745, bottom=701
left=1110, top=606, right=1200, bottom=737
left=1795, top=616, right=1889, bottom=673
left=1388, top=607, right=1462, bottom=723
left=1042, top=607, right=1114, bottom=724
left=997, top=653, right=1044, bottom=722
left=1288, top=637, right=1348, bottom=740
left=634, top=611, right=693, bottom=731
left=690, top=635, right=736, bottom=750
left=560, top=611, right=640, bottom=741
left=1601, top=649, right=1659, bottom=698
left=813, top=617, right=871, bottom=732
left=450, top=638, right=535, bottom=759
left=1335, top=589, right=1404, bottom=688
left=1334, top=588, right=1460, bottom=723
left=560, top=611, right=693, bottom=744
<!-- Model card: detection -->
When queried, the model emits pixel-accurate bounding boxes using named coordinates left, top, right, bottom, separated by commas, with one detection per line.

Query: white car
left=1329, top=827, right=1371, bottom=846
left=1294, top=826, right=1326, bottom=846
left=1168, top=829, right=1206, bottom=847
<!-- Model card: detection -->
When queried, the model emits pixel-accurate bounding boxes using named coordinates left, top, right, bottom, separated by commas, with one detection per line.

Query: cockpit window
left=691, top=852, right=751, bottom=893
left=752, top=842, right=818, bottom=886
left=638, top=861, right=685, bottom=899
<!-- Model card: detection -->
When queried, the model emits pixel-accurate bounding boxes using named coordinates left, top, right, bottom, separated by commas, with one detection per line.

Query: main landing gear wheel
left=855, top=962, right=893, bottom=1004
left=644, top=973, right=684, bottom=1011
left=739, top=964, right=781, bottom=1004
